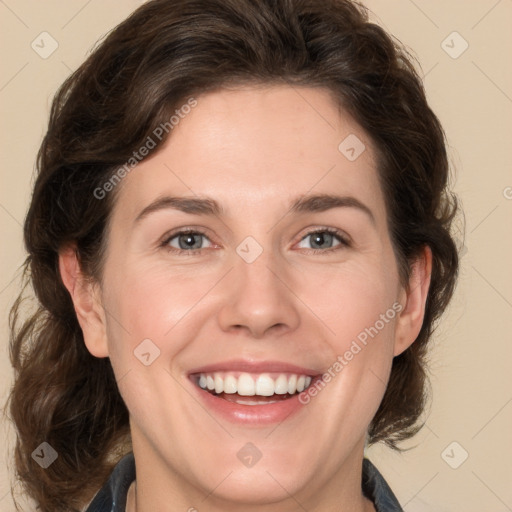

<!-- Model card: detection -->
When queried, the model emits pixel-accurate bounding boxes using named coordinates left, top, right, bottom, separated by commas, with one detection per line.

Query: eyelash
left=160, top=227, right=351, bottom=256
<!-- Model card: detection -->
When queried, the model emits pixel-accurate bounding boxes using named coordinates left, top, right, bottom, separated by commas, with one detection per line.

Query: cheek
left=296, top=258, right=399, bottom=348
left=101, top=261, right=222, bottom=360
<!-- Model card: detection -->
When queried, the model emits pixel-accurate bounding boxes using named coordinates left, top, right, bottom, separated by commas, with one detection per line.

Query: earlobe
left=58, top=246, right=109, bottom=358
left=393, top=246, right=433, bottom=356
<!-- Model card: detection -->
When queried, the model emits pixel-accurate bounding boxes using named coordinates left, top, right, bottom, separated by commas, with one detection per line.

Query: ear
left=393, top=245, right=432, bottom=356
left=58, top=246, right=109, bottom=358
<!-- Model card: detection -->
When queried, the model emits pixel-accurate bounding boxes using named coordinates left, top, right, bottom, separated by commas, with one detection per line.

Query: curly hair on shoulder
left=7, top=0, right=460, bottom=510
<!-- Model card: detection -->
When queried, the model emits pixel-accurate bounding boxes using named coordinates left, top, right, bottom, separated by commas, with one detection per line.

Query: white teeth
left=274, top=374, right=289, bottom=395
left=238, top=373, right=255, bottom=396
left=195, top=371, right=313, bottom=397
left=214, top=374, right=223, bottom=394
left=223, top=374, right=237, bottom=394
left=288, top=374, right=297, bottom=394
left=255, top=374, right=275, bottom=396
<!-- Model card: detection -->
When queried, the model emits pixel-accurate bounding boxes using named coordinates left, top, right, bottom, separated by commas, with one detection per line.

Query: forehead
left=110, top=85, right=386, bottom=228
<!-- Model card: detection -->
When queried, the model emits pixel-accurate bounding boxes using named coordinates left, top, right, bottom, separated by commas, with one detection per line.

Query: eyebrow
left=290, top=194, right=375, bottom=226
left=134, top=193, right=376, bottom=226
left=135, top=196, right=222, bottom=223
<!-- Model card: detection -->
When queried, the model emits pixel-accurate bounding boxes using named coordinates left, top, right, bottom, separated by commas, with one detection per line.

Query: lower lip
left=189, top=378, right=315, bottom=426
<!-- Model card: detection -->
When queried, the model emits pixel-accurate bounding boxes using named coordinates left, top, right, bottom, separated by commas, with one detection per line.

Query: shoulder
left=362, top=458, right=403, bottom=512
left=85, top=452, right=136, bottom=512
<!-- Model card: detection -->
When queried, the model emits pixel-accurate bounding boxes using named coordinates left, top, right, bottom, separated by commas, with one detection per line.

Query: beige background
left=1, top=1, right=511, bottom=511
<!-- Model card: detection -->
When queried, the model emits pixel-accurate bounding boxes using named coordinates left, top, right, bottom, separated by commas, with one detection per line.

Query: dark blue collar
left=86, top=453, right=403, bottom=511
left=86, top=452, right=135, bottom=512
left=362, top=458, right=403, bottom=511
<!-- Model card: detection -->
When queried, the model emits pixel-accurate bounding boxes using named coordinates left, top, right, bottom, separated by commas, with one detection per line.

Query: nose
left=217, top=251, right=301, bottom=339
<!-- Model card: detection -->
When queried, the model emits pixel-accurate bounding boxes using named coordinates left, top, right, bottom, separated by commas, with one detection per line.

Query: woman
left=8, top=0, right=460, bottom=511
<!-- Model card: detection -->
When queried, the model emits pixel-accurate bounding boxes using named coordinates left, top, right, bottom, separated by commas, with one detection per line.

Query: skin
left=60, top=85, right=431, bottom=512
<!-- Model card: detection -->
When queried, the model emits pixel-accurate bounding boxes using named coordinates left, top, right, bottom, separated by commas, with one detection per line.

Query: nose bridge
left=234, top=232, right=282, bottom=289
left=237, top=247, right=280, bottom=294
left=216, top=237, right=300, bottom=337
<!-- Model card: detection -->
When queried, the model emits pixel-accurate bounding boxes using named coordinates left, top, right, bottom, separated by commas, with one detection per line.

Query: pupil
left=179, top=234, right=201, bottom=249
left=312, top=232, right=332, bottom=249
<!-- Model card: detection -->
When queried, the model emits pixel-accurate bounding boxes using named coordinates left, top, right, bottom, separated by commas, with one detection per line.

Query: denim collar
left=362, top=458, right=403, bottom=511
left=86, top=453, right=403, bottom=512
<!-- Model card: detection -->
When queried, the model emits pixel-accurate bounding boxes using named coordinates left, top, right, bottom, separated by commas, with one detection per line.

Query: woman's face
left=72, top=85, right=428, bottom=509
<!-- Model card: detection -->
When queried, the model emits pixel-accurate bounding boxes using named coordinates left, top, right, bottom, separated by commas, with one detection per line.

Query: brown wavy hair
left=7, top=0, right=460, bottom=510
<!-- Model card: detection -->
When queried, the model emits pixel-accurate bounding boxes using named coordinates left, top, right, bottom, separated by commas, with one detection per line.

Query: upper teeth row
left=197, top=372, right=313, bottom=396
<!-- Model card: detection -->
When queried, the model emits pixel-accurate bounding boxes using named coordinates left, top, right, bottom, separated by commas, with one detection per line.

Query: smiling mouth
left=191, top=371, right=316, bottom=405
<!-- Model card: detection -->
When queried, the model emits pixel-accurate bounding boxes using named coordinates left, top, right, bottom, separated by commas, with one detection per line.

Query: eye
left=296, top=229, right=349, bottom=252
left=163, top=230, right=213, bottom=252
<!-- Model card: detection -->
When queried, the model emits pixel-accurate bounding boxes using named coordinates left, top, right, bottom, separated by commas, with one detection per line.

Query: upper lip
left=188, top=359, right=322, bottom=376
